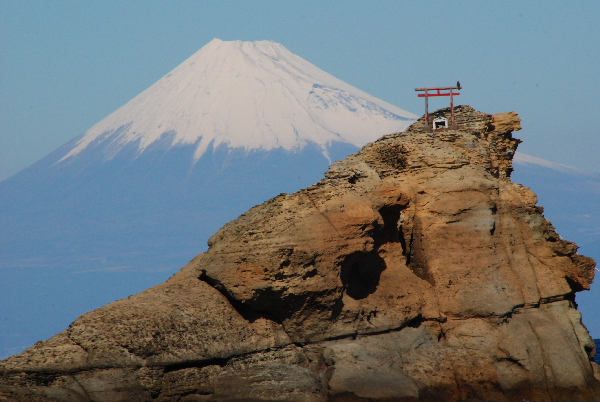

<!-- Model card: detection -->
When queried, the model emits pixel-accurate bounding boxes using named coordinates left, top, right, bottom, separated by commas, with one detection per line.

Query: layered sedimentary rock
left=1, top=106, right=599, bottom=401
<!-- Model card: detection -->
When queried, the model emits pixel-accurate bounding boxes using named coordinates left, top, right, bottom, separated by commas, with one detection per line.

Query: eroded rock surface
left=2, top=106, right=599, bottom=401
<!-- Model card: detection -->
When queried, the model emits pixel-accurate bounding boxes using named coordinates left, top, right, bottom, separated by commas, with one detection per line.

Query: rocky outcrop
left=1, top=106, right=599, bottom=401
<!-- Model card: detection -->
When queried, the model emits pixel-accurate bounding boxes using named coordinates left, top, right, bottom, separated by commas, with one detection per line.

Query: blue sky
left=1, top=1, right=599, bottom=182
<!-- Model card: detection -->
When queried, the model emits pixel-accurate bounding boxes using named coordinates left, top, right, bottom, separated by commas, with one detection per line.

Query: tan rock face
left=1, top=106, right=598, bottom=401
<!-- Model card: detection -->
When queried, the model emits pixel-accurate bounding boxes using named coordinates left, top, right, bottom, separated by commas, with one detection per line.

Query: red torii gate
left=415, top=82, right=461, bottom=130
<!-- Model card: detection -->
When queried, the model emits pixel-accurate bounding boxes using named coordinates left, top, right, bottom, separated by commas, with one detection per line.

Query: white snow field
left=59, top=39, right=417, bottom=164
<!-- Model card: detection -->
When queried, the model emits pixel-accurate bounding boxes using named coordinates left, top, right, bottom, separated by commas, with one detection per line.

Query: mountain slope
left=0, top=39, right=416, bottom=359
left=59, top=38, right=415, bottom=163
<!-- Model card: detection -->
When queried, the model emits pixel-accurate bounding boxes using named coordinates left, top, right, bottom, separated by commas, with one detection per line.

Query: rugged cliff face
left=1, top=106, right=599, bottom=401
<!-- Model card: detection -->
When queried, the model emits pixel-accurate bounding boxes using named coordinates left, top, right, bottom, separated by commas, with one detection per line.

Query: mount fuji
left=0, top=39, right=417, bottom=358
left=59, top=39, right=416, bottom=164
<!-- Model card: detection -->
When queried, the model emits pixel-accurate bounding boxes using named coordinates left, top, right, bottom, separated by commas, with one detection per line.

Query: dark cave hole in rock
left=378, top=204, right=404, bottom=243
left=340, top=251, right=387, bottom=300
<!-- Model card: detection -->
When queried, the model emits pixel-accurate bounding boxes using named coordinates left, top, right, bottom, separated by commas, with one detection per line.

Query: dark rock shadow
left=339, top=251, right=387, bottom=300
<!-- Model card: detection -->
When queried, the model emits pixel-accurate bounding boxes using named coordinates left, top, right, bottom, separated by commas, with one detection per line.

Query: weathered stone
left=1, top=106, right=598, bottom=401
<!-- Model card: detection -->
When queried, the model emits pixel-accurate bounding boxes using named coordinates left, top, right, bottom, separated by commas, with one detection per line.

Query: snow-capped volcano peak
left=59, top=38, right=417, bottom=163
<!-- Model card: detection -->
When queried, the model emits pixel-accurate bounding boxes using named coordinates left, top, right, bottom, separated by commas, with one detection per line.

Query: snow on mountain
left=59, top=39, right=416, bottom=164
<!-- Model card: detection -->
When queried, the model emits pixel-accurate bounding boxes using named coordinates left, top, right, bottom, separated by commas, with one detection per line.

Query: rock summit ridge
left=1, top=106, right=599, bottom=401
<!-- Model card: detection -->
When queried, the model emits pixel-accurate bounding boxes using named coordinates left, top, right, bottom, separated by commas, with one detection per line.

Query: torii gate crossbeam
left=415, top=85, right=460, bottom=129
